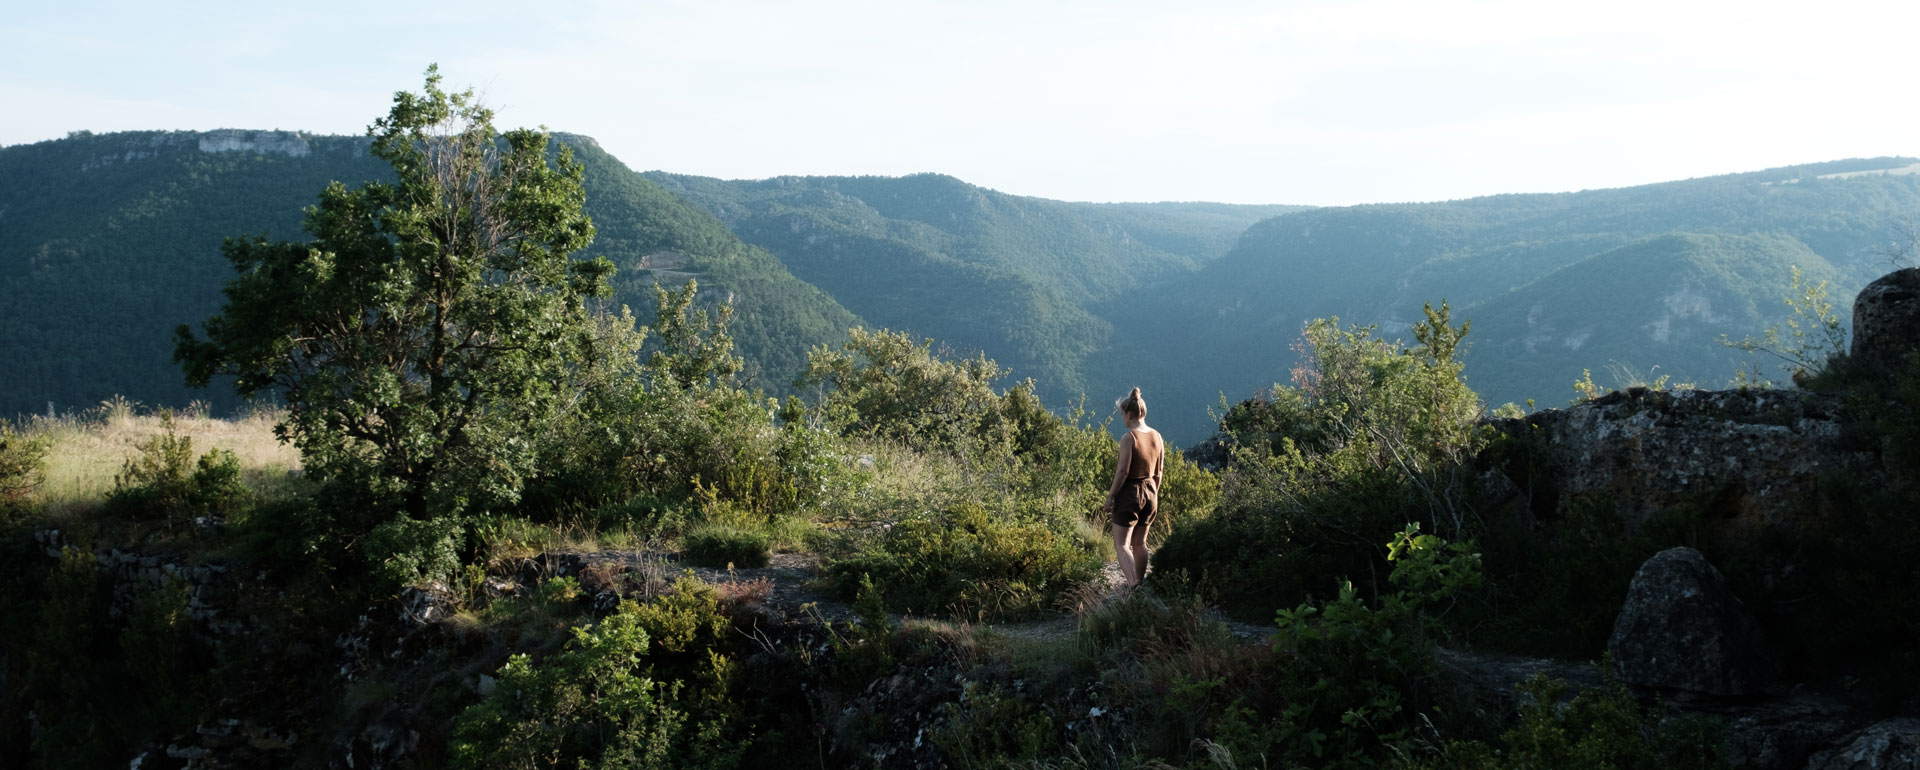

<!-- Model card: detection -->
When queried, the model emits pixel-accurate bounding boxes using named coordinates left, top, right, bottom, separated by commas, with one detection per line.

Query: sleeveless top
left=1124, top=428, right=1163, bottom=481
left=1114, top=428, right=1163, bottom=524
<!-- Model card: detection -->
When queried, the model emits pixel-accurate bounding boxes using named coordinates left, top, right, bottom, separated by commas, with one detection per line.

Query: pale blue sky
left=5, top=0, right=1916, bottom=205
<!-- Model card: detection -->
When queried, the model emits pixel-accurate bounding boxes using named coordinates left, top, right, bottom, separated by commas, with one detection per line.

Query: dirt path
left=547, top=550, right=1275, bottom=646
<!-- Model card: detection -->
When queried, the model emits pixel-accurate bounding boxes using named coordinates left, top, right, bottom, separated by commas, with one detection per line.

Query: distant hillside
left=1106, top=157, right=1920, bottom=441
left=1466, top=233, right=1840, bottom=403
left=6, top=130, right=1916, bottom=446
left=643, top=171, right=1302, bottom=398
left=0, top=130, right=861, bottom=417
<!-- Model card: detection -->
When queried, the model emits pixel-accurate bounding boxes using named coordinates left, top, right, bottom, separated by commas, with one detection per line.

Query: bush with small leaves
left=1411, top=672, right=1727, bottom=770
left=682, top=526, right=772, bottom=568
left=826, top=503, right=1102, bottom=621
left=449, top=581, right=742, bottom=770
left=0, top=423, right=49, bottom=523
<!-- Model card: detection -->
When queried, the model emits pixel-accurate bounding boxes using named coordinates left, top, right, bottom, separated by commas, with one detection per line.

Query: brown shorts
left=1112, top=479, right=1159, bottom=529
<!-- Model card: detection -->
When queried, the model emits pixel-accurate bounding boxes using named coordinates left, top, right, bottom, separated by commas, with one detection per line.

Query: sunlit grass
left=23, top=397, right=302, bottom=519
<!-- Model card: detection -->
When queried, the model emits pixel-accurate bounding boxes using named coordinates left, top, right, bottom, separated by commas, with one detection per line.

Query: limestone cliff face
left=71, top=129, right=355, bottom=172
left=1485, top=387, right=1878, bottom=540
left=196, top=129, right=312, bottom=157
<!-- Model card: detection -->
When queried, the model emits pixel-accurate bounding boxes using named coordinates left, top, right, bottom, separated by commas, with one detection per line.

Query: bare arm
left=1105, top=432, right=1133, bottom=509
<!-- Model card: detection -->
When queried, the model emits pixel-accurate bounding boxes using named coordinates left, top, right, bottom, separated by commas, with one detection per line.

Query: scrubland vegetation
left=6, top=71, right=1920, bottom=770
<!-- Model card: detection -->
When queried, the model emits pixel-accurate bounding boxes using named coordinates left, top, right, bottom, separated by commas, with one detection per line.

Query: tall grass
left=23, top=398, right=301, bottom=517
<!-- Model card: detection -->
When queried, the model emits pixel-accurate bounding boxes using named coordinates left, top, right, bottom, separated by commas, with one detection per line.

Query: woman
left=1105, top=387, right=1163, bottom=589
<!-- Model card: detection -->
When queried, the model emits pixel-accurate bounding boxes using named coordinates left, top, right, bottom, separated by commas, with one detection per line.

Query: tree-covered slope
left=643, top=171, right=1301, bottom=398
left=1105, top=158, right=1920, bottom=441
left=0, top=130, right=861, bottom=417
left=556, top=136, right=862, bottom=390
left=1465, top=233, right=1840, bottom=405
left=0, top=131, right=387, bottom=417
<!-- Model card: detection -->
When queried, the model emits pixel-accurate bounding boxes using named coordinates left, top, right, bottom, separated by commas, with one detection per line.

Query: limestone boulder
left=1609, top=547, right=1775, bottom=697
left=1851, top=268, right=1920, bottom=375
left=1806, top=718, right=1920, bottom=770
left=1483, top=387, right=1878, bottom=541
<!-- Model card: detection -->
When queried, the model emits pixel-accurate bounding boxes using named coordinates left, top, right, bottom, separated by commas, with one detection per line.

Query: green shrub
left=589, top=495, right=696, bottom=540
left=1241, top=526, right=1482, bottom=768
left=826, top=504, right=1102, bottom=621
left=539, top=575, right=582, bottom=611
left=1159, top=304, right=1484, bottom=619
left=934, top=681, right=1057, bottom=769
left=0, top=423, right=49, bottom=522
left=1413, top=672, right=1726, bottom=770
left=107, top=412, right=252, bottom=525
left=683, top=526, right=772, bottom=568
left=363, top=515, right=463, bottom=592
left=120, top=578, right=198, bottom=726
left=801, top=327, right=1010, bottom=454
left=448, top=586, right=743, bottom=770
left=525, top=283, right=852, bottom=528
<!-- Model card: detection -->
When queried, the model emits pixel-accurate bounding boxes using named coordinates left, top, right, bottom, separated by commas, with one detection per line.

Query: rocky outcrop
left=1807, top=718, right=1920, bottom=770
left=1609, top=547, right=1774, bottom=697
left=1851, top=268, right=1920, bottom=375
left=1486, top=387, right=1875, bottom=539
left=197, top=129, right=312, bottom=157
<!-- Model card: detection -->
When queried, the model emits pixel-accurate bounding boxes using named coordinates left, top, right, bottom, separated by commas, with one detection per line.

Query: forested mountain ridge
left=0, top=130, right=861, bottom=417
left=1103, top=157, right=1920, bottom=438
left=6, top=128, right=1919, bottom=446
left=642, top=170, right=1302, bottom=397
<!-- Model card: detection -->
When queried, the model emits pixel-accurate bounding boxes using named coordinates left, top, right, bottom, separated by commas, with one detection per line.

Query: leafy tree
left=800, top=327, right=1008, bottom=453
left=646, top=279, right=741, bottom=391
left=173, top=67, right=613, bottom=564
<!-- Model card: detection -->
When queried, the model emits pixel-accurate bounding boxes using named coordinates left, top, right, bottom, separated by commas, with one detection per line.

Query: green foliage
left=1159, top=306, right=1484, bottom=617
left=802, top=327, right=1010, bottom=454
left=0, top=422, right=49, bottom=522
left=1465, top=494, right=1704, bottom=656
left=934, top=681, right=1057, bottom=769
left=648, top=279, right=743, bottom=391
left=682, top=526, right=772, bottom=568
left=524, top=279, right=853, bottom=535
left=539, top=575, right=582, bottom=611
left=24, top=546, right=111, bottom=770
left=826, top=503, right=1102, bottom=621
left=107, top=412, right=251, bottom=525
left=1414, top=673, right=1726, bottom=770
left=1721, top=264, right=1850, bottom=387
left=363, top=515, right=463, bottom=592
left=119, top=578, right=198, bottom=726
left=448, top=586, right=742, bottom=770
left=1243, top=526, right=1482, bottom=768
left=174, top=67, right=612, bottom=542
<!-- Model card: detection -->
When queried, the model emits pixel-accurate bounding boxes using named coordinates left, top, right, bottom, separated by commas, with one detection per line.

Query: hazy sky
left=5, top=0, right=1916, bottom=205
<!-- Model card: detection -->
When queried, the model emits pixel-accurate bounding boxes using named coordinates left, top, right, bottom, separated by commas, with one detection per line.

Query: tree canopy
left=175, top=66, right=614, bottom=524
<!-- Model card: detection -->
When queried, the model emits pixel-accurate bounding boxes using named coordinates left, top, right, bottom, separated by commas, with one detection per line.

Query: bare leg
left=1112, top=524, right=1137, bottom=588
left=1129, top=523, right=1151, bottom=586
